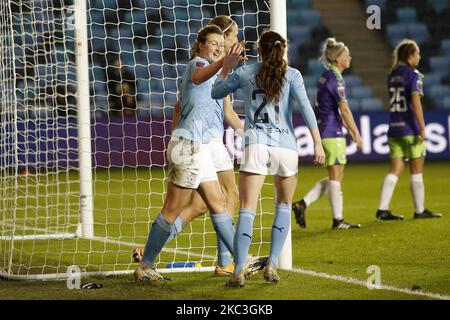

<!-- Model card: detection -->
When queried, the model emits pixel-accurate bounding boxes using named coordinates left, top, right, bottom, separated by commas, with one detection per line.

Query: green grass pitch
left=1, top=162, right=449, bottom=300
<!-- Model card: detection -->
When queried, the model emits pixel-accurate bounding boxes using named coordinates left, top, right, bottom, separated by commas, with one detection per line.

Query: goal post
left=269, top=0, right=292, bottom=271
left=74, top=0, right=94, bottom=239
left=0, top=0, right=289, bottom=281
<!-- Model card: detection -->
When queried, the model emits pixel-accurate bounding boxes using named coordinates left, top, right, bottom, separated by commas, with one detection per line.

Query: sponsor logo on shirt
left=338, top=86, right=346, bottom=99
left=196, top=61, right=205, bottom=68
left=417, top=80, right=423, bottom=93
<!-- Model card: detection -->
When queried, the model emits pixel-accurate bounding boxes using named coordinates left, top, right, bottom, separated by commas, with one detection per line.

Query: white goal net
left=0, top=0, right=283, bottom=280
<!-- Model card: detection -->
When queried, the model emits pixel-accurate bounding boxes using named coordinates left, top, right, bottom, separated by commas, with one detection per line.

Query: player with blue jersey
left=170, top=17, right=244, bottom=276
left=212, top=31, right=325, bottom=287
left=376, top=39, right=442, bottom=220
left=292, top=38, right=363, bottom=230
left=134, top=25, right=245, bottom=282
left=132, top=17, right=267, bottom=277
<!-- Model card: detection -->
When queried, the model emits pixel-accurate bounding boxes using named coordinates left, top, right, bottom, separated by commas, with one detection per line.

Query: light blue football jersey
left=173, top=57, right=224, bottom=144
left=212, top=63, right=317, bottom=151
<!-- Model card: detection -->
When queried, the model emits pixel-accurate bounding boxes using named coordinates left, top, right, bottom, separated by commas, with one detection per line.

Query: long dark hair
left=255, top=31, right=287, bottom=104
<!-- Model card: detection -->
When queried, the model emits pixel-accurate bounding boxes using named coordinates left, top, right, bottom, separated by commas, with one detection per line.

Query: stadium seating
left=351, top=86, right=373, bottom=100
left=429, top=0, right=450, bottom=14
left=360, top=98, right=384, bottom=111
left=396, top=7, right=418, bottom=24
left=441, top=39, right=450, bottom=55
left=365, top=0, right=387, bottom=11
left=442, top=96, right=450, bottom=109
left=288, top=0, right=312, bottom=10
left=429, top=56, right=450, bottom=76
left=378, top=0, right=450, bottom=109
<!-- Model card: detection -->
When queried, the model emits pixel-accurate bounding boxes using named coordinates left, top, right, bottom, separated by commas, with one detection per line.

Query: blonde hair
left=208, top=15, right=237, bottom=38
left=190, top=25, right=223, bottom=58
left=391, top=39, right=419, bottom=72
left=256, top=31, right=287, bottom=104
left=320, top=37, right=347, bottom=65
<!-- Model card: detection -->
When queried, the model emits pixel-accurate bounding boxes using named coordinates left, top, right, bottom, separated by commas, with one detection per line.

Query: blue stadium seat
left=441, top=97, right=450, bottom=110
left=134, top=65, right=150, bottom=80
left=288, top=41, right=301, bottom=64
left=424, top=73, right=443, bottom=95
left=162, top=65, right=177, bottom=79
left=407, top=23, right=430, bottom=45
left=288, top=25, right=312, bottom=46
left=288, top=0, right=311, bottom=10
left=137, top=79, right=150, bottom=94
left=396, top=7, right=418, bottom=24
left=88, top=9, right=105, bottom=25
left=302, top=75, right=319, bottom=88
left=386, top=24, right=408, bottom=48
left=361, top=98, right=383, bottom=111
left=150, top=94, right=165, bottom=108
left=365, top=0, right=387, bottom=11
left=188, top=6, right=203, bottom=21
left=244, top=12, right=258, bottom=27
left=174, top=7, right=189, bottom=21
left=150, top=79, right=164, bottom=93
left=430, top=0, right=450, bottom=14
left=351, top=86, right=373, bottom=99
left=149, top=65, right=163, bottom=79
left=287, top=10, right=303, bottom=26
left=429, top=56, right=450, bottom=76
left=343, top=75, right=363, bottom=87
left=299, top=10, right=321, bottom=28
left=441, top=39, right=450, bottom=55
left=175, top=35, right=190, bottom=49
left=430, top=85, right=450, bottom=102
left=347, top=98, right=361, bottom=111
left=188, top=19, right=203, bottom=32
left=306, top=87, right=317, bottom=104
left=90, top=66, right=105, bottom=82
left=163, top=79, right=178, bottom=92
left=307, top=59, right=325, bottom=77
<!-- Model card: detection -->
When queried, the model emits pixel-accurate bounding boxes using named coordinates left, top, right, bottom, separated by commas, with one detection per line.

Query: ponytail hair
left=319, top=37, right=346, bottom=66
left=208, top=15, right=237, bottom=38
left=191, top=25, right=223, bottom=58
left=391, top=39, right=419, bottom=72
left=255, top=31, right=287, bottom=103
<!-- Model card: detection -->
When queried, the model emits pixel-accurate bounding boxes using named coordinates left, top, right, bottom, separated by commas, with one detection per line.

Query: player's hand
left=223, top=43, right=245, bottom=72
left=313, top=143, right=325, bottom=166
left=238, top=40, right=249, bottom=62
left=418, top=129, right=426, bottom=143
left=354, top=135, right=363, bottom=151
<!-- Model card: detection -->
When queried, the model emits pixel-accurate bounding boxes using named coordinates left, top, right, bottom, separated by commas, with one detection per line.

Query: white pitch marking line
left=5, top=223, right=449, bottom=300
left=291, top=267, right=450, bottom=300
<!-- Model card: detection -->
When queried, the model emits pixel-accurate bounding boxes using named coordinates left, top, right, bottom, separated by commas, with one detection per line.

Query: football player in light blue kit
left=133, top=16, right=246, bottom=277
left=134, top=25, right=245, bottom=282
left=376, top=39, right=442, bottom=220
left=212, top=31, right=325, bottom=287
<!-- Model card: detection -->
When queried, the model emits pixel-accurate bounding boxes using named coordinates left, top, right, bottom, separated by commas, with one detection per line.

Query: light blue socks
left=268, top=204, right=291, bottom=267
left=233, top=208, right=256, bottom=274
